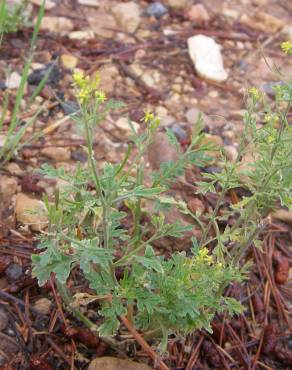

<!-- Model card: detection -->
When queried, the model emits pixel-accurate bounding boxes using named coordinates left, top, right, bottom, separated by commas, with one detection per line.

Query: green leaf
left=71, top=238, right=113, bottom=274
left=32, top=253, right=74, bottom=286
left=196, top=181, right=216, bottom=194
left=99, top=317, right=120, bottom=336
left=166, top=127, right=180, bottom=151
left=135, top=245, right=164, bottom=273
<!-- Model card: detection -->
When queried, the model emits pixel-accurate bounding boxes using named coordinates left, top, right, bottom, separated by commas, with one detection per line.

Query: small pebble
left=71, top=149, right=88, bottom=162
left=33, top=298, right=52, bottom=315
left=6, top=71, right=21, bottom=89
left=171, top=123, right=189, bottom=143
left=5, top=264, right=23, bottom=282
left=224, top=145, right=238, bottom=162
left=61, top=100, right=79, bottom=115
left=146, top=2, right=168, bottom=18
left=28, top=64, right=61, bottom=86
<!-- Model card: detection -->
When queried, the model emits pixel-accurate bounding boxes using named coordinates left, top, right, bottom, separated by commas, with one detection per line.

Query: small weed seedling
left=0, top=0, right=29, bottom=38
left=0, top=1, right=52, bottom=168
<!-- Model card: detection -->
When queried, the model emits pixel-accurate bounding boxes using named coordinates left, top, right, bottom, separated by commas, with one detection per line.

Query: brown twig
left=185, top=335, right=204, bottom=370
left=119, top=315, right=170, bottom=370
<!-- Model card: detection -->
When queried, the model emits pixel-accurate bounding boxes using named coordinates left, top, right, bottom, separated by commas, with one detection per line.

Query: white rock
left=15, top=193, right=47, bottom=231
left=187, top=35, right=228, bottom=82
left=30, top=0, right=56, bottom=10
left=6, top=72, right=21, bottom=89
left=0, top=176, right=18, bottom=197
left=41, top=147, right=71, bottom=162
left=69, top=30, right=95, bottom=40
left=40, top=16, right=74, bottom=34
left=112, top=2, right=141, bottom=33
left=78, top=0, right=99, bottom=6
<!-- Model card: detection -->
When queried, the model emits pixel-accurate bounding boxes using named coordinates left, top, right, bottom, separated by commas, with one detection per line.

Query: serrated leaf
left=98, top=317, right=120, bottom=336
left=135, top=246, right=164, bottom=273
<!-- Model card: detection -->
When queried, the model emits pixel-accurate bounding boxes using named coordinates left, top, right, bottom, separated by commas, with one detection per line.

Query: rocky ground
left=0, top=0, right=292, bottom=369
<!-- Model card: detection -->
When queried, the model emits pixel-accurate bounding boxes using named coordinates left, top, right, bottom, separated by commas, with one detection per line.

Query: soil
left=0, top=1, right=292, bottom=369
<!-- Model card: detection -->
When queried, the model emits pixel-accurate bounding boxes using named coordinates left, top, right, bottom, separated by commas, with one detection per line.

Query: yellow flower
left=281, top=41, right=292, bottom=55
left=73, top=71, right=86, bottom=88
left=249, top=87, right=261, bottom=101
left=195, top=247, right=213, bottom=265
left=143, top=110, right=155, bottom=123
left=263, top=113, right=279, bottom=125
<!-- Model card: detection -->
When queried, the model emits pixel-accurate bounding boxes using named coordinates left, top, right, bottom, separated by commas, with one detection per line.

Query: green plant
left=32, top=47, right=292, bottom=356
left=0, top=0, right=29, bottom=39
left=31, top=72, right=244, bottom=351
left=0, top=0, right=49, bottom=167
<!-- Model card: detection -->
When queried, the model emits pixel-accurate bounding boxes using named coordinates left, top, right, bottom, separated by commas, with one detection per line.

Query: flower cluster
left=143, top=110, right=161, bottom=132
left=73, top=71, right=106, bottom=104
left=281, top=41, right=292, bottom=55
left=195, top=247, right=213, bottom=265
left=249, top=87, right=262, bottom=102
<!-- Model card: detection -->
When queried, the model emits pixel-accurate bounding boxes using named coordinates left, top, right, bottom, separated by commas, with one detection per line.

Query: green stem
left=55, top=280, right=123, bottom=352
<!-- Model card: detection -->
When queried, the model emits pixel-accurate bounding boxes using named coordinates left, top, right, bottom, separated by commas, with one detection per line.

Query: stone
left=5, top=71, right=21, bottom=89
left=30, top=0, right=56, bottom=9
left=146, top=2, right=168, bottom=18
left=224, top=145, right=238, bottom=162
left=282, top=25, right=292, bottom=39
left=69, top=30, right=95, bottom=40
left=171, top=123, right=189, bottom=142
left=97, top=65, right=120, bottom=94
left=60, top=54, right=78, bottom=69
left=188, top=35, right=228, bottom=82
left=240, top=12, right=284, bottom=33
left=114, top=117, right=139, bottom=137
left=0, top=175, right=18, bottom=197
left=222, top=8, right=239, bottom=20
left=86, top=11, right=117, bottom=38
left=28, top=64, right=61, bottom=86
left=5, top=162, right=24, bottom=176
left=187, top=198, right=205, bottom=213
left=15, top=193, right=47, bottom=231
left=112, top=2, right=141, bottom=33
left=33, top=298, right=52, bottom=315
left=260, top=81, right=285, bottom=97
left=5, top=263, right=23, bottom=282
left=41, top=147, right=71, bottom=162
left=187, top=4, right=210, bottom=24
left=147, top=132, right=179, bottom=170
left=204, top=134, right=223, bottom=147
left=61, top=100, right=79, bottom=115
left=88, top=357, right=153, bottom=370
left=185, top=107, right=210, bottom=126
left=272, top=209, right=292, bottom=226
left=39, top=16, right=74, bottom=34
left=77, top=0, right=99, bottom=6
left=165, top=0, right=188, bottom=9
